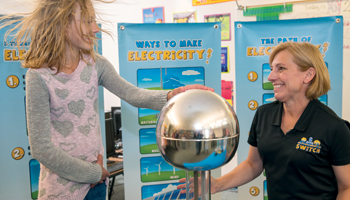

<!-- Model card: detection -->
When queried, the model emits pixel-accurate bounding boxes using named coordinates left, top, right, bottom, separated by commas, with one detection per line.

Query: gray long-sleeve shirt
left=26, top=54, right=169, bottom=199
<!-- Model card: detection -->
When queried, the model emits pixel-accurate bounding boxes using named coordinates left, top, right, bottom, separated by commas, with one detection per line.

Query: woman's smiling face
left=268, top=49, right=310, bottom=103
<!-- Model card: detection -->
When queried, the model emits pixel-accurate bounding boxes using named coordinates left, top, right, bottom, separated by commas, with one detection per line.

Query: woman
left=179, top=42, right=350, bottom=199
left=0, top=0, right=212, bottom=199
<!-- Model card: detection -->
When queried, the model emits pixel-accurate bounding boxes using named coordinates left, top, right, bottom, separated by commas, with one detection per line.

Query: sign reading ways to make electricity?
left=118, top=23, right=222, bottom=200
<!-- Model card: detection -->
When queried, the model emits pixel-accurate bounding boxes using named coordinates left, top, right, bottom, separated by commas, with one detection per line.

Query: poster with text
left=143, top=7, right=164, bottom=23
left=192, top=0, right=233, bottom=6
left=118, top=23, right=221, bottom=200
left=235, top=16, right=343, bottom=200
left=221, top=80, right=233, bottom=106
left=205, top=14, right=231, bottom=41
left=173, top=11, right=197, bottom=23
left=221, top=46, right=229, bottom=73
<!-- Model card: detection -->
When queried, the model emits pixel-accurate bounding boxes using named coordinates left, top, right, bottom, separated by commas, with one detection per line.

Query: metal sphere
left=156, top=89, right=239, bottom=171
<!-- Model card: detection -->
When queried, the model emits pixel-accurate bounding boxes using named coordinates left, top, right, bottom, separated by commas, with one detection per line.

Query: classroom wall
left=95, top=0, right=350, bottom=122
left=2, top=0, right=345, bottom=120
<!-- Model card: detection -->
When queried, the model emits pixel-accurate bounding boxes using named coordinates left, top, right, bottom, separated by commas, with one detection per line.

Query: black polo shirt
left=248, top=99, right=350, bottom=200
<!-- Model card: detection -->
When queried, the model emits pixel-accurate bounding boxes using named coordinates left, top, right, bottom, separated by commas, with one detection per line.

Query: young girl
left=1, top=0, right=212, bottom=199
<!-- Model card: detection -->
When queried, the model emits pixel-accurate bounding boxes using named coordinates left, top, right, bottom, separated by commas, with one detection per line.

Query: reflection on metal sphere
left=156, top=89, right=239, bottom=171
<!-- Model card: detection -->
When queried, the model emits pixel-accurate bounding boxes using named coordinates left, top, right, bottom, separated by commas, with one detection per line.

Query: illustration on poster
left=247, top=36, right=329, bottom=57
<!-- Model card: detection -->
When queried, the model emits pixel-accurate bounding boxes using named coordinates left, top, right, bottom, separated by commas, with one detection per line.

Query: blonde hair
left=269, top=42, right=331, bottom=100
left=0, top=0, right=113, bottom=73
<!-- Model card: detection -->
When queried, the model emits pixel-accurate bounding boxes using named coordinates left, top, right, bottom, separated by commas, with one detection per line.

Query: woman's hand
left=167, top=84, right=214, bottom=101
left=91, top=154, right=110, bottom=188
left=177, top=176, right=218, bottom=199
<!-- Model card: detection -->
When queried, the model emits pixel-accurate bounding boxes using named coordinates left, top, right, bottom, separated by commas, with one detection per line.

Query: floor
left=110, top=174, right=125, bottom=200
left=109, top=174, right=238, bottom=200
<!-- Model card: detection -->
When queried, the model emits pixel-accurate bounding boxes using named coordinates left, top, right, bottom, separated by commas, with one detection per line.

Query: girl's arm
left=95, top=54, right=169, bottom=111
left=26, top=69, right=102, bottom=183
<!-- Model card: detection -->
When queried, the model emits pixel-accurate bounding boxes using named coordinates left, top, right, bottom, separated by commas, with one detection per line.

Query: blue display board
left=0, top=22, right=106, bottom=199
left=118, top=23, right=221, bottom=200
left=235, top=16, right=343, bottom=199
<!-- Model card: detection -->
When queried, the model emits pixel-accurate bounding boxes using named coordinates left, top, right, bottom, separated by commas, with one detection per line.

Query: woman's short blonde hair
left=269, top=42, right=331, bottom=100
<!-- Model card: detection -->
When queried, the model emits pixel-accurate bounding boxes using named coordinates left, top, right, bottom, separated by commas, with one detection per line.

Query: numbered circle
left=12, top=147, right=25, bottom=160
left=248, top=100, right=258, bottom=110
left=247, top=71, right=258, bottom=82
left=6, top=75, right=20, bottom=88
left=249, top=186, right=260, bottom=196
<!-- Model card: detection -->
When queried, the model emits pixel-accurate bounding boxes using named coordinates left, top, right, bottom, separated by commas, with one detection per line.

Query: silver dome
left=156, top=89, right=239, bottom=171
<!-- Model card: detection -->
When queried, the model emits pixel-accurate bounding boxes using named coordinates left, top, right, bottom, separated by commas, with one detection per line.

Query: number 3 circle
left=12, top=147, right=25, bottom=160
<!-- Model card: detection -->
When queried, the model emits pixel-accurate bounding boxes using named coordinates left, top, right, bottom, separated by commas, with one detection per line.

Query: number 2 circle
left=12, top=147, right=25, bottom=160
left=248, top=100, right=258, bottom=110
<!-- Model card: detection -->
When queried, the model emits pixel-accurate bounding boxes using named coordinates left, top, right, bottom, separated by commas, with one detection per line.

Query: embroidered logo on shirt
left=295, top=137, right=322, bottom=154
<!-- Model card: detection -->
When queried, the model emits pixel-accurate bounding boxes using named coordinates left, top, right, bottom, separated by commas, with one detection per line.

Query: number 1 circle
left=6, top=75, right=20, bottom=88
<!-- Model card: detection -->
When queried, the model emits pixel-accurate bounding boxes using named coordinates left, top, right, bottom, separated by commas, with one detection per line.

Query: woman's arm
left=330, top=121, right=350, bottom=199
left=213, top=146, right=264, bottom=193
left=333, top=164, right=350, bottom=200
left=177, top=145, right=263, bottom=194
left=26, top=69, right=102, bottom=183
